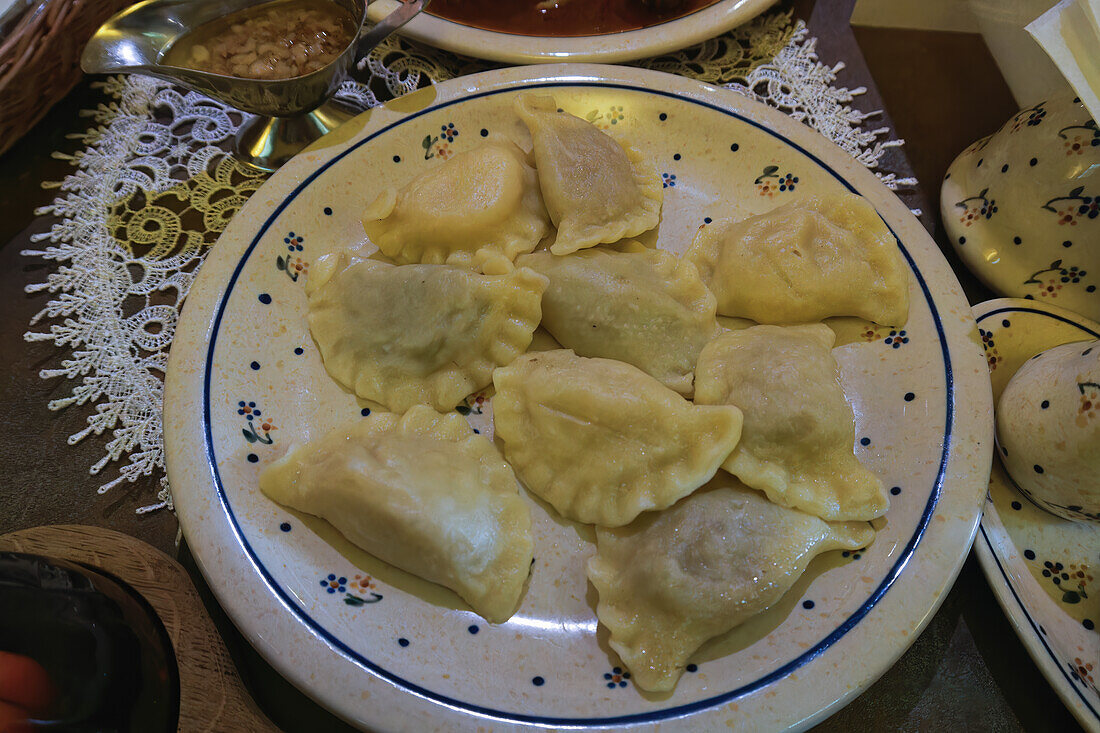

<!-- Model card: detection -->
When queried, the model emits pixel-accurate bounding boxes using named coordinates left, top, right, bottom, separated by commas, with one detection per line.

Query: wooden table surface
left=0, top=0, right=1086, bottom=730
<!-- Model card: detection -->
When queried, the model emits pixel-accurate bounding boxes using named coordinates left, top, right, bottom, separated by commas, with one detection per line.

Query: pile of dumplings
left=259, top=93, right=910, bottom=693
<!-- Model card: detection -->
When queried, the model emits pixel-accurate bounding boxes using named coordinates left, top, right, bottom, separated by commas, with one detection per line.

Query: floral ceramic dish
left=942, top=94, right=1100, bottom=323
left=164, top=64, right=993, bottom=730
left=365, top=0, right=777, bottom=64
left=973, top=298, right=1100, bottom=732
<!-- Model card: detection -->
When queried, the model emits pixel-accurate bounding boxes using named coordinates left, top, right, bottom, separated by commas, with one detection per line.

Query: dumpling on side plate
left=587, top=477, right=875, bottom=692
left=307, top=253, right=547, bottom=413
left=694, top=324, right=889, bottom=521
left=515, top=242, right=717, bottom=395
left=362, top=141, right=551, bottom=271
left=492, top=350, right=743, bottom=527
left=260, top=406, right=534, bottom=624
left=685, top=193, right=909, bottom=326
left=514, top=93, right=662, bottom=255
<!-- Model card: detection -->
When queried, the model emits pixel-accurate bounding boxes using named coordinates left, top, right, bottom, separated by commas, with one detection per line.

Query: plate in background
left=972, top=298, right=1100, bottom=733
left=366, top=0, right=777, bottom=64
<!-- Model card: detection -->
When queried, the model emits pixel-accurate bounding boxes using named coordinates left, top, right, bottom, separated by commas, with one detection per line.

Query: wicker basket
left=0, top=0, right=132, bottom=157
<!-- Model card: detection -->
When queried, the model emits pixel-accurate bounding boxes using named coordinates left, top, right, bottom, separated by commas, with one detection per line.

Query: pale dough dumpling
left=587, top=477, right=875, bottom=692
left=514, top=94, right=662, bottom=255
left=362, top=141, right=551, bottom=270
left=516, top=243, right=717, bottom=395
left=685, top=193, right=909, bottom=326
left=694, top=324, right=889, bottom=521
left=492, top=350, right=743, bottom=527
left=307, top=253, right=548, bottom=412
left=260, top=407, right=535, bottom=623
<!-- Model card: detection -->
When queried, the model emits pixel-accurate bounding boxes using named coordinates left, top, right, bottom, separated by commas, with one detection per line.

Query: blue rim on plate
left=164, top=65, right=992, bottom=731
left=201, top=81, right=954, bottom=726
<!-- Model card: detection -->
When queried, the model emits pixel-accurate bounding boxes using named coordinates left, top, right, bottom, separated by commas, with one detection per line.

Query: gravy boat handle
left=352, top=0, right=430, bottom=78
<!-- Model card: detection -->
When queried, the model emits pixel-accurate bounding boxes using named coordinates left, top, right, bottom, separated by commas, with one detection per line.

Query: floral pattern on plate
left=973, top=298, right=1100, bottom=732
left=164, top=68, right=992, bottom=732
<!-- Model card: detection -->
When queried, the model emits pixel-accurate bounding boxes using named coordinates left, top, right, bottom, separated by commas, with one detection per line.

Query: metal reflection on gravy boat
left=82, top=0, right=426, bottom=171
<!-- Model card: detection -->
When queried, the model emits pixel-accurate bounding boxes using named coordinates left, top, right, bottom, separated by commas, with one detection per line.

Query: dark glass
left=0, top=553, right=179, bottom=732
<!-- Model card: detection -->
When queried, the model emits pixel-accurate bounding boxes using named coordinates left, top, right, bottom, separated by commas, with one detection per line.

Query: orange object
left=0, top=699, right=32, bottom=733
left=0, top=652, right=54, bottom=715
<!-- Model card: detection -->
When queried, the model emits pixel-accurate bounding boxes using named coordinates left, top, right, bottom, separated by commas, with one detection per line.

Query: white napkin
left=1027, top=0, right=1100, bottom=119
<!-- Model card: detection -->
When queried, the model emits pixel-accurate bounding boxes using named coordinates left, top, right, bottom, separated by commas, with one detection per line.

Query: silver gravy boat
left=82, top=0, right=427, bottom=171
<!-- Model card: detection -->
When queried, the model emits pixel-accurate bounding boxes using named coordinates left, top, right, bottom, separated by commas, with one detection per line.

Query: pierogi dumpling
left=515, top=93, right=662, bottom=255
left=587, top=477, right=875, bottom=692
left=492, top=349, right=743, bottom=527
left=260, top=407, right=535, bottom=623
left=685, top=193, right=908, bottom=326
left=516, top=242, right=716, bottom=395
left=362, top=141, right=551, bottom=270
left=694, top=324, right=889, bottom=521
left=307, top=253, right=547, bottom=413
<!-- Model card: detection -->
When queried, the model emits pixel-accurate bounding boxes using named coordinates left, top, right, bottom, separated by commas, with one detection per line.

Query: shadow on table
left=182, top=539, right=1083, bottom=732
left=817, top=555, right=1083, bottom=732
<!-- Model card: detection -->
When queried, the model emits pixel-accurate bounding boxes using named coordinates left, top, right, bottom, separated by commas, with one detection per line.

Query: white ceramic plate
left=972, top=298, right=1100, bottom=733
left=366, top=0, right=777, bottom=64
left=164, top=65, right=993, bottom=731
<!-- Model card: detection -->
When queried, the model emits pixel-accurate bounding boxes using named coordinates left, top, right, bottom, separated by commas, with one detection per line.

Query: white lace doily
left=24, top=11, right=917, bottom=513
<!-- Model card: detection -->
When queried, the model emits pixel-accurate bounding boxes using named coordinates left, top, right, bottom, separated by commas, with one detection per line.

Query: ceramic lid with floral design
left=942, top=94, right=1100, bottom=322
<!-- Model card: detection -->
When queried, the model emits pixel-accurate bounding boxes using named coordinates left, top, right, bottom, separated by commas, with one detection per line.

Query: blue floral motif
left=277, top=232, right=307, bottom=281
left=778, top=173, right=798, bottom=192
left=319, top=572, right=384, bottom=606
left=283, top=232, right=304, bottom=251
left=423, top=123, right=459, bottom=160
left=603, top=666, right=631, bottom=689
left=884, top=330, right=909, bottom=349
left=238, top=400, right=275, bottom=444
left=320, top=573, right=347, bottom=594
